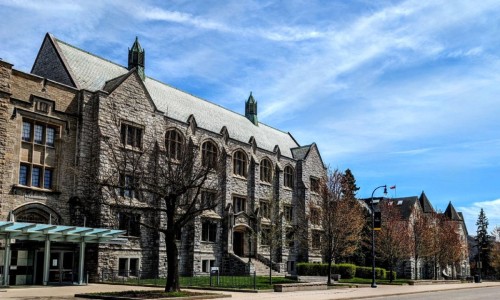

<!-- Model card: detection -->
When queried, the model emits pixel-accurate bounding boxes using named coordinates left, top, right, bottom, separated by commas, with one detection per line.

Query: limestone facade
left=0, top=34, right=326, bottom=283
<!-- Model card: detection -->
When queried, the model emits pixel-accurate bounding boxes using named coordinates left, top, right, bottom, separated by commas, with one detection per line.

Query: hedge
left=296, top=263, right=356, bottom=279
left=297, top=263, right=395, bottom=280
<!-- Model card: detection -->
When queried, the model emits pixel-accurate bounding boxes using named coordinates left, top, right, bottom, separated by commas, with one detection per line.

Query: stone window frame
left=120, top=121, right=143, bottom=150
left=118, top=257, right=140, bottom=277
left=283, top=205, right=293, bottom=223
left=201, top=190, right=217, bottom=207
left=259, top=200, right=270, bottom=219
left=165, top=128, right=184, bottom=160
left=283, top=165, right=294, bottom=188
left=232, top=149, right=248, bottom=178
left=310, top=207, right=321, bottom=226
left=201, top=259, right=216, bottom=273
left=261, top=225, right=271, bottom=246
left=312, top=230, right=322, bottom=249
left=18, top=117, right=61, bottom=191
left=119, top=173, right=140, bottom=199
left=233, top=196, right=247, bottom=214
left=118, top=212, right=141, bottom=237
left=259, top=158, right=273, bottom=183
left=201, top=139, right=218, bottom=168
left=310, top=176, right=320, bottom=193
left=285, top=226, right=295, bottom=248
left=201, top=218, right=218, bottom=243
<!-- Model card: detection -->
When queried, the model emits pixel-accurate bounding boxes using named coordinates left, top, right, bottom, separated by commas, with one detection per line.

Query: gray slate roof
left=51, top=37, right=299, bottom=157
left=419, top=191, right=435, bottom=214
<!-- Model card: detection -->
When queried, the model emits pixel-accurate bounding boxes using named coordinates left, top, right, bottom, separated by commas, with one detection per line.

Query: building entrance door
left=35, top=251, right=75, bottom=284
left=233, top=232, right=244, bottom=257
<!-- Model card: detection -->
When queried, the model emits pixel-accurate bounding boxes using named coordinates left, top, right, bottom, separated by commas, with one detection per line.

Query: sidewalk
left=0, top=281, right=499, bottom=299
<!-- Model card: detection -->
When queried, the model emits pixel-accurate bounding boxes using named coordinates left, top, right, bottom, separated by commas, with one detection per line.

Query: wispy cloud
left=458, top=199, right=500, bottom=236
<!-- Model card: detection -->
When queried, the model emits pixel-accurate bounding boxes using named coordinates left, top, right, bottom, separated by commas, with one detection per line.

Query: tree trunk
left=165, top=231, right=180, bottom=292
left=389, top=258, right=394, bottom=283
left=414, top=255, right=419, bottom=280
left=327, top=255, right=332, bottom=285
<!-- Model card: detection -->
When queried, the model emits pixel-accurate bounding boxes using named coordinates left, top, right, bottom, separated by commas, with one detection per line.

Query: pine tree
left=476, top=208, right=490, bottom=277
left=341, top=168, right=360, bottom=201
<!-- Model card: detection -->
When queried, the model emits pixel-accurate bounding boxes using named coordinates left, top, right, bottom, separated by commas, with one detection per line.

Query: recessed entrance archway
left=233, top=224, right=253, bottom=258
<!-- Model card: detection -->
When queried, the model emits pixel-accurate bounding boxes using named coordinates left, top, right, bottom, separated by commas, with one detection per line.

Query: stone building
left=0, top=33, right=326, bottom=285
left=362, top=192, right=470, bottom=280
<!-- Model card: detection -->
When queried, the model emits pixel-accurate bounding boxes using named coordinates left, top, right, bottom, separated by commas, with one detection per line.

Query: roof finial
left=245, top=92, right=258, bottom=126
left=128, top=36, right=145, bottom=80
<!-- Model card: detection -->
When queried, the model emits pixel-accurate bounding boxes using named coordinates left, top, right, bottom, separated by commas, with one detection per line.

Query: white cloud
left=458, top=199, right=500, bottom=236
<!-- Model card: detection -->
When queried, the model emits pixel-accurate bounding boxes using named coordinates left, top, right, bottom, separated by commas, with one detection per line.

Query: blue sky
left=1, top=0, right=499, bottom=234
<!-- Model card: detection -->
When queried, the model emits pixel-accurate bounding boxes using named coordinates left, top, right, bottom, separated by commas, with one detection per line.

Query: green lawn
left=109, top=275, right=297, bottom=290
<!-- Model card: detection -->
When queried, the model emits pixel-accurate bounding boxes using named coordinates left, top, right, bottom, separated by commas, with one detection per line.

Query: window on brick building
left=165, top=129, right=184, bottom=160
left=201, top=140, right=218, bottom=168
left=284, top=166, right=294, bottom=188
left=233, top=150, right=247, bottom=177
left=120, top=123, right=143, bottom=149
left=260, top=158, right=272, bottom=183
left=19, top=119, right=59, bottom=190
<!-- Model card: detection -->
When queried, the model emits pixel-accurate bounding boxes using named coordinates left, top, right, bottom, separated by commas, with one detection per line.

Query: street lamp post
left=370, top=185, right=387, bottom=288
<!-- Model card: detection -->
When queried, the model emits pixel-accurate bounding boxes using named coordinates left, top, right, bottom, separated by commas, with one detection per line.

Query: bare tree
left=410, top=210, right=434, bottom=279
left=376, top=201, right=412, bottom=282
left=436, top=215, right=463, bottom=279
left=93, top=113, right=222, bottom=292
left=319, top=168, right=365, bottom=285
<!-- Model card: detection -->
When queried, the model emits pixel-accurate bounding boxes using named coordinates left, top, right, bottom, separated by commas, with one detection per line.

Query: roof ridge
left=54, top=38, right=127, bottom=70
left=146, top=76, right=293, bottom=137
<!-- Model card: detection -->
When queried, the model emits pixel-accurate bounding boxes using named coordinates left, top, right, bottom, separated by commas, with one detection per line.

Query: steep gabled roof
left=387, top=196, right=420, bottom=219
left=32, top=34, right=300, bottom=157
left=419, top=191, right=435, bottom=214
left=291, top=145, right=311, bottom=160
left=444, top=202, right=461, bottom=221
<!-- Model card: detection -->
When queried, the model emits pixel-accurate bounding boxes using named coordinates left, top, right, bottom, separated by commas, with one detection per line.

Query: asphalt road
left=369, top=286, right=500, bottom=300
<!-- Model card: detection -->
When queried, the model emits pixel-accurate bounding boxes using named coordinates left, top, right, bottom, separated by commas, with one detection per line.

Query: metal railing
left=100, top=269, right=258, bottom=290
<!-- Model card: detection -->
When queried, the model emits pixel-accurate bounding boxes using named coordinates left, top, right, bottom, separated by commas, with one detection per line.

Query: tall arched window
left=165, top=129, right=184, bottom=160
left=260, top=158, right=272, bottom=183
left=284, top=165, right=294, bottom=188
left=202, top=140, right=218, bottom=168
left=233, top=150, right=247, bottom=177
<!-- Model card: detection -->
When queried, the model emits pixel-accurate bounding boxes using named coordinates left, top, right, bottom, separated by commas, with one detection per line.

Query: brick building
left=0, top=33, right=326, bottom=285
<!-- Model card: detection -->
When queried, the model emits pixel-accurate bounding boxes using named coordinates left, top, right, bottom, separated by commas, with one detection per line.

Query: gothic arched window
left=165, top=129, right=184, bottom=160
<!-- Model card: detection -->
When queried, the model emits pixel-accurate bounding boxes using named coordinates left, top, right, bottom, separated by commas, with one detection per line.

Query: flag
left=390, top=185, right=396, bottom=189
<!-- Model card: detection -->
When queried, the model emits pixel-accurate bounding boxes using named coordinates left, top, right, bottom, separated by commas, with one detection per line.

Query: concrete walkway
left=0, top=282, right=499, bottom=299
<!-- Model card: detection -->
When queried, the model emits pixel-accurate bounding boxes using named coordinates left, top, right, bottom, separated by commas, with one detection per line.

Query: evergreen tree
left=341, top=168, right=360, bottom=201
left=476, top=208, right=491, bottom=277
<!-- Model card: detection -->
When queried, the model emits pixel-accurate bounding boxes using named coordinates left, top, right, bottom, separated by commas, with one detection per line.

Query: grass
left=339, top=277, right=411, bottom=285
left=107, top=275, right=297, bottom=290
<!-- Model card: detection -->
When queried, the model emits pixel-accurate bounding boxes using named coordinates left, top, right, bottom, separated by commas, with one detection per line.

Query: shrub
left=296, top=263, right=356, bottom=278
left=332, top=264, right=356, bottom=279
